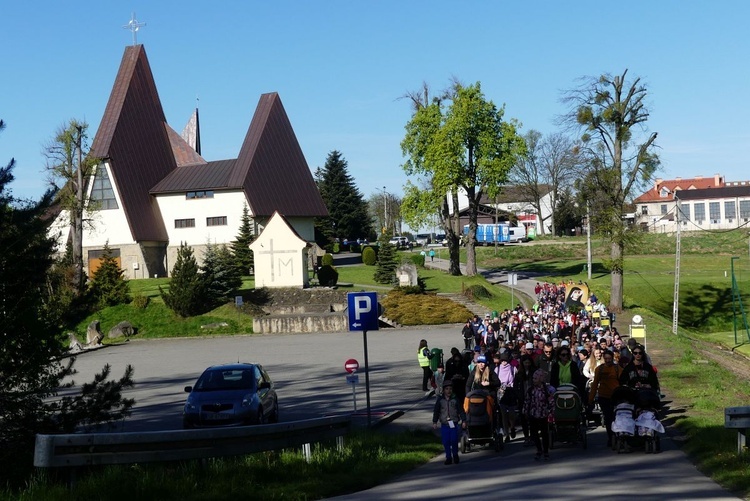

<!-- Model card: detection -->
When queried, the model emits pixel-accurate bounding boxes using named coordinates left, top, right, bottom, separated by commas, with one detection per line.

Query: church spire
left=181, top=107, right=201, bottom=155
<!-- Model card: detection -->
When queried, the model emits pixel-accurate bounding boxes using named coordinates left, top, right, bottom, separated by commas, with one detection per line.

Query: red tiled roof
left=89, top=45, right=177, bottom=242
left=634, top=176, right=724, bottom=203
left=232, top=93, right=328, bottom=218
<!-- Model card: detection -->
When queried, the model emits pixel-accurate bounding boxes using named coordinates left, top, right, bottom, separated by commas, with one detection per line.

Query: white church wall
left=157, top=190, right=247, bottom=246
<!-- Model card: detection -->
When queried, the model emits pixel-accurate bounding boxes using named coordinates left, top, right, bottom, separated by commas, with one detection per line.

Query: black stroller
left=460, top=390, right=503, bottom=453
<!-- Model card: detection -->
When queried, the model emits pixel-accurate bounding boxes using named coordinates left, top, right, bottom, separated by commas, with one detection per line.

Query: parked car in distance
left=388, top=236, right=412, bottom=249
left=183, top=363, right=278, bottom=428
left=434, top=234, right=447, bottom=245
left=414, top=233, right=431, bottom=246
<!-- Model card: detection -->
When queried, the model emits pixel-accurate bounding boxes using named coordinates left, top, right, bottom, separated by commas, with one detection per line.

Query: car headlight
left=241, top=394, right=252, bottom=407
left=185, top=397, right=196, bottom=412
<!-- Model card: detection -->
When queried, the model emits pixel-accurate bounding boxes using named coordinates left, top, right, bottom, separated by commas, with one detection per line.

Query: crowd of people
left=428, top=281, right=661, bottom=464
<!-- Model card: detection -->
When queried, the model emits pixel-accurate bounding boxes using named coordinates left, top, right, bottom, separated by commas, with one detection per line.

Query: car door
left=255, top=365, right=274, bottom=419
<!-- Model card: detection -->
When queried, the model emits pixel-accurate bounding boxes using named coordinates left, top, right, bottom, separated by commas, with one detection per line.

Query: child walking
left=432, top=381, right=466, bottom=465
left=523, top=369, right=555, bottom=461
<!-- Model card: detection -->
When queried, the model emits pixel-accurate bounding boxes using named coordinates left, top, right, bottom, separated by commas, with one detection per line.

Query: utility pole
left=586, top=202, right=592, bottom=281
left=672, top=196, right=682, bottom=334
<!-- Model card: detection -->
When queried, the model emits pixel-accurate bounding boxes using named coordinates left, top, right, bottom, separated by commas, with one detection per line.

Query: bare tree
left=45, top=119, right=97, bottom=294
left=509, top=130, right=580, bottom=236
left=562, top=70, right=659, bottom=313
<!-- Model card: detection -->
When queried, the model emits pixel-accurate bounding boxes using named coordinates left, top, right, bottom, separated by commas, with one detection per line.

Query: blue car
left=183, top=363, right=279, bottom=428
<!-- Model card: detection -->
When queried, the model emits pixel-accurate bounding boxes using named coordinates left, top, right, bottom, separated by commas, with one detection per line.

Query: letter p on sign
left=347, top=292, right=379, bottom=331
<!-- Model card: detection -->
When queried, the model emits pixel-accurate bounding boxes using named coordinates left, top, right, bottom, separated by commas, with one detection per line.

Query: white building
left=633, top=175, right=750, bottom=233
left=50, top=45, right=327, bottom=278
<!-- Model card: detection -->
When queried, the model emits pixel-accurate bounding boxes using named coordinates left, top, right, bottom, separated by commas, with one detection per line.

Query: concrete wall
left=253, top=313, right=348, bottom=333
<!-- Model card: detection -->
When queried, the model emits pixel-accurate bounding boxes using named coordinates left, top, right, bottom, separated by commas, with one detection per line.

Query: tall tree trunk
left=535, top=198, right=545, bottom=236
left=465, top=191, right=478, bottom=276
left=441, top=197, right=462, bottom=276
left=609, top=239, right=624, bottom=313
left=71, top=126, right=85, bottom=294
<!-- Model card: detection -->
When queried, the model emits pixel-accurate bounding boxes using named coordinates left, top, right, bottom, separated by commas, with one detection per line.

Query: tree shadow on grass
left=680, top=284, right=733, bottom=330
left=512, top=260, right=610, bottom=278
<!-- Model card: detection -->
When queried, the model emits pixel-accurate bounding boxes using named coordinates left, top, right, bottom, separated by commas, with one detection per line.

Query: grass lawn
left=2, top=431, right=443, bottom=501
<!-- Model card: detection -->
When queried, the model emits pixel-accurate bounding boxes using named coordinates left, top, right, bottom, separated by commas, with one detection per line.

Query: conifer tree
left=315, top=150, right=373, bottom=242
left=160, top=243, right=205, bottom=317
left=201, top=242, right=242, bottom=308
left=88, top=241, right=129, bottom=308
left=373, top=234, right=398, bottom=284
left=0, top=120, right=134, bottom=485
left=231, top=204, right=255, bottom=275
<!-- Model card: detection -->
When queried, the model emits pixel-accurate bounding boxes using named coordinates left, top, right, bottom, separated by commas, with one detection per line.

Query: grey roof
left=151, top=160, right=238, bottom=193
left=675, top=185, right=750, bottom=201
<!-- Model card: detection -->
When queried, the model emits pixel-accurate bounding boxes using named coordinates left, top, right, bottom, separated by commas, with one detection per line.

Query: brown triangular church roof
left=89, top=44, right=176, bottom=242
left=231, top=93, right=328, bottom=218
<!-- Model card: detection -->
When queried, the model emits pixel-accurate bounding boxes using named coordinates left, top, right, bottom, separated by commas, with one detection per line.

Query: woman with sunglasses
left=619, top=345, right=660, bottom=393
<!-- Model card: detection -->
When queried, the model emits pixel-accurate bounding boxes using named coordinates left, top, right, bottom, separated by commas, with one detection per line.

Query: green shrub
left=322, top=253, right=334, bottom=266
left=318, top=265, right=339, bottom=286
left=464, top=284, right=491, bottom=300
left=374, top=239, right=398, bottom=285
left=332, top=242, right=340, bottom=254
left=87, top=242, right=130, bottom=309
left=396, top=276, right=427, bottom=295
left=160, top=243, right=206, bottom=317
left=131, top=294, right=150, bottom=309
left=362, top=246, right=377, bottom=265
left=410, top=254, right=425, bottom=267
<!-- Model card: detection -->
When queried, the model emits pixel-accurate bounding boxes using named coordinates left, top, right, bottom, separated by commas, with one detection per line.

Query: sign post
left=344, top=359, right=359, bottom=411
left=508, top=272, right=518, bottom=308
left=347, top=292, right=379, bottom=427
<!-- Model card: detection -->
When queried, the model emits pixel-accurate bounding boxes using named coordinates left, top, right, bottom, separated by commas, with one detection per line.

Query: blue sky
left=3, top=1, right=749, bottom=205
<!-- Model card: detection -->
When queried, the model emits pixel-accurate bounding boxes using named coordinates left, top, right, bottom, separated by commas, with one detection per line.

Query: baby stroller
left=549, top=384, right=587, bottom=449
left=611, top=386, right=663, bottom=453
left=634, top=388, right=664, bottom=453
left=611, top=386, right=637, bottom=453
left=460, top=390, right=503, bottom=453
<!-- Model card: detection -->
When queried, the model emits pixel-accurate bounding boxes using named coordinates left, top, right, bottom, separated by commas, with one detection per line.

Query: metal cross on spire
left=123, top=12, right=146, bottom=46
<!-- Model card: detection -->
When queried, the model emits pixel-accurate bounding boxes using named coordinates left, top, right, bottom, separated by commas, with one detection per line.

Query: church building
left=49, top=44, right=328, bottom=278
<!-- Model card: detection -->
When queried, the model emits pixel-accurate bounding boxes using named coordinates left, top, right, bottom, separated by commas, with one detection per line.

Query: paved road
left=68, top=323, right=737, bottom=500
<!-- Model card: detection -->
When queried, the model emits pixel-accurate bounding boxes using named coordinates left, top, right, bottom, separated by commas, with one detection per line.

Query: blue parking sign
left=347, top=292, right=379, bottom=331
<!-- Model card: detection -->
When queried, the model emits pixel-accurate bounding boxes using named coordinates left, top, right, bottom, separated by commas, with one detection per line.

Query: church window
left=175, top=218, right=195, bottom=228
left=206, top=216, right=227, bottom=226
left=90, top=164, right=119, bottom=209
left=186, top=190, right=214, bottom=199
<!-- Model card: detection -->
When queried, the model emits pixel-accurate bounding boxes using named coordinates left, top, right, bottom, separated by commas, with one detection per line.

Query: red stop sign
left=344, top=359, right=359, bottom=373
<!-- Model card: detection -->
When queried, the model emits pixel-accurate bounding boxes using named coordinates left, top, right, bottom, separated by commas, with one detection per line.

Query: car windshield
left=193, top=368, right=255, bottom=391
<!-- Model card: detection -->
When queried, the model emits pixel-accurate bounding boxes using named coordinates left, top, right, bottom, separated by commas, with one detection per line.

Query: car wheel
left=257, top=407, right=266, bottom=425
